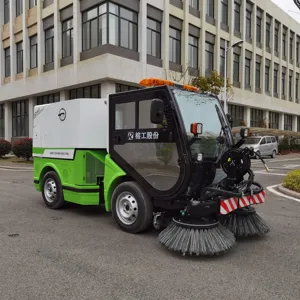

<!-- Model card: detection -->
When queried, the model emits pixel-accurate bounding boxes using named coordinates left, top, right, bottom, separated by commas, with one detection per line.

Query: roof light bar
left=139, top=78, right=199, bottom=93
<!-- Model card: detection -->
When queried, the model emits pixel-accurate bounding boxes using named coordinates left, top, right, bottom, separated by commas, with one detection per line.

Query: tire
left=271, top=150, right=276, bottom=159
left=111, top=181, right=153, bottom=234
left=41, top=171, right=65, bottom=209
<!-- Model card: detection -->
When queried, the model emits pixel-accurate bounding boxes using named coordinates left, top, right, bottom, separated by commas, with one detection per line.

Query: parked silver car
left=240, top=135, right=278, bottom=158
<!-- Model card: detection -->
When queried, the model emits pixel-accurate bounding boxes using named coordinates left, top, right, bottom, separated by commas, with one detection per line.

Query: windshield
left=244, top=137, right=261, bottom=144
left=172, top=89, right=234, bottom=161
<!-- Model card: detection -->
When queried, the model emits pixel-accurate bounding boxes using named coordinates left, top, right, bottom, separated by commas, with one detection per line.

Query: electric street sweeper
left=33, top=78, right=270, bottom=256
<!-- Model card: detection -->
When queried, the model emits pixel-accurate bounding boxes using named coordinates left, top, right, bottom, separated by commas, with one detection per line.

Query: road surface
left=0, top=155, right=300, bottom=300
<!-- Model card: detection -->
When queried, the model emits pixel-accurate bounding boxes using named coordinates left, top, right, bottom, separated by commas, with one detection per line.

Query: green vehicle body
left=33, top=148, right=127, bottom=212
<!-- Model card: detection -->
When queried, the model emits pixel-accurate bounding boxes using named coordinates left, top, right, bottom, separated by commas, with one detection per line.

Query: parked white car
left=240, top=135, right=278, bottom=158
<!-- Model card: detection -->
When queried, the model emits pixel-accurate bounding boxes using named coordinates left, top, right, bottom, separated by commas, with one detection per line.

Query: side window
left=115, top=102, right=135, bottom=130
left=271, top=136, right=276, bottom=143
left=139, top=99, right=160, bottom=129
left=260, top=138, right=266, bottom=144
left=266, top=137, right=272, bottom=143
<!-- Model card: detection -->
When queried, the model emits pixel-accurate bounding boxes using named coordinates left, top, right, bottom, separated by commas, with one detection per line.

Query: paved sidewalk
left=0, top=161, right=33, bottom=170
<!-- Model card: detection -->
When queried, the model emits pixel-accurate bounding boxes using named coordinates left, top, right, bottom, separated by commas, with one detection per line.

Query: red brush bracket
left=220, top=190, right=266, bottom=215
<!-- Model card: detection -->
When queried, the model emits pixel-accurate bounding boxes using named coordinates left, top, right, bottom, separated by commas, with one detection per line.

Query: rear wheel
left=111, top=181, right=153, bottom=234
left=271, top=150, right=276, bottom=158
left=42, top=171, right=65, bottom=209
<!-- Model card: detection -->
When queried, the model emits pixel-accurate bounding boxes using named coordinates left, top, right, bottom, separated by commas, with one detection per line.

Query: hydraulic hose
left=201, top=187, right=244, bottom=199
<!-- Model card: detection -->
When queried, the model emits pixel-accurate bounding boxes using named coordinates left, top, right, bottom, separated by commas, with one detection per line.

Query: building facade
left=1, top=0, right=300, bottom=142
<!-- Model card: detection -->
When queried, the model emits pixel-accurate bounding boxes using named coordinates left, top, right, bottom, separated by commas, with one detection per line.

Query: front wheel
left=111, top=181, right=153, bottom=234
left=42, top=171, right=65, bottom=209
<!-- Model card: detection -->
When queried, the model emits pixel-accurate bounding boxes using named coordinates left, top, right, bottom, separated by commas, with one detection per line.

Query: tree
left=190, top=70, right=234, bottom=102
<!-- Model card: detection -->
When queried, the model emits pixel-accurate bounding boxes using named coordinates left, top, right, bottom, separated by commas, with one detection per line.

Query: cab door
left=108, top=86, right=190, bottom=200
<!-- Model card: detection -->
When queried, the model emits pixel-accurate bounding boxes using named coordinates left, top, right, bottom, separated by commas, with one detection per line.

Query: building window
left=265, top=65, right=270, bottom=93
left=296, top=75, right=299, bottom=101
left=220, top=43, right=225, bottom=78
left=289, top=74, right=292, bottom=100
left=205, top=41, right=214, bottom=75
left=234, top=2, right=240, bottom=33
left=29, top=0, right=37, bottom=8
left=265, top=17, right=271, bottom=49
left=269, top=112, right=279, bottom=129
left=207, top=0, right=214, bottom=18
left=12, top=100, right=29, bottom=137
left=245, top=58, right=251, bottom=87
left=284, top=114, right=293, bottom=131
left=45, top=27, right=54, bottom=64
left=30, top=35, right=38, bottom=69
left=256, top=9, right=262, bottom=44
left=282, top=71, right=286, bottom=97
left=147, top=18, right=161, bottom=59
left=4, top=0, right=10, bottom=24
left=282, top=29, right=286, bottom=57
left=4, top=47, right=10, bottom=78
left=246, top=8, right=252, bottom=39
left=0, top=105, right=4, bottom=138
left=62, top=19, right=73, bottom=58
left=255, top=61, right=261, bottom=89
left=233, top=53, right=240, bottom=83
left=169, top=27, right=181, bottom=65
left=16, top=0, right=23, bottom=16
left=274, top=69, right=278, bottom=94
left=116, top=83, right=140, bottom=93
left=16, top=42, right=23, bottom=74
left=37, top=93, right=60, bottom=105
left=290, top=34, right=294, bottom=61
left=250, top=108, right=263, bottom=127
left=82, top=2, right=138, bottom=52
left=274, top=25, right=279, bottom=53
left=298, top=117, right=300, bottom=132
left=188, top=35, right=198, bottom=69
left=189, top=0, right=199, bottom=10
left=221, top=0, right=228, bottom=25
left=228, top=104, right=244, bottom=127
left=297, top=40, right=299, bottom=63
left=69, top=84, right=101, bottom=99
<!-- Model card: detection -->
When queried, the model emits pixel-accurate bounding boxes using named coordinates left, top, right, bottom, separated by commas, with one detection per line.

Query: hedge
left=12, top=138, right=33, bottom=161
left=0, top=139, right=12, bottom=157
left=282, top=170, right=300, bottom=193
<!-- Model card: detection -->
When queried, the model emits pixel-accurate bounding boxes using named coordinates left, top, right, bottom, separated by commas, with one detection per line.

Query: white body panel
left=33, top=98, right=108, bottom=150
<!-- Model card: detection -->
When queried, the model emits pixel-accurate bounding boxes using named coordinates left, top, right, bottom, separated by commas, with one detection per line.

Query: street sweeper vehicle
left=33, top=78, right=270, bottom=256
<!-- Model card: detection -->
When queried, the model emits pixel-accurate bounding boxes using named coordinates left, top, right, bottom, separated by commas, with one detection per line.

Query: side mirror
left=190, top=123, right=203, bottom=135
left=240, top=127, right=250, bottom=139
left=226, top=113, right=233, bottom=128
left=150, top=99, right=164, bottom=124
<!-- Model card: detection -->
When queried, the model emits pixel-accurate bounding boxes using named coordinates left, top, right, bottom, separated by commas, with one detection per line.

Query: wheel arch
left=104, top=175, right=135, bottom=212
left=37, top=163, right=63, bottom=190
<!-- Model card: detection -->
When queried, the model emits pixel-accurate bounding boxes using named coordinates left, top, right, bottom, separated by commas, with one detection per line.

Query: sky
left=272, top=0, right=300, bottom=23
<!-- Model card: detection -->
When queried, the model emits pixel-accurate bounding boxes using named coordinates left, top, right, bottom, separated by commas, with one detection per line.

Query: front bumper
left=220, top=190, right=266, bottom=215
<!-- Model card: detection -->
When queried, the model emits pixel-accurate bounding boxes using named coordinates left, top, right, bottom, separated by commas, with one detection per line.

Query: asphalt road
left=0, top=155, right=300, bottom=300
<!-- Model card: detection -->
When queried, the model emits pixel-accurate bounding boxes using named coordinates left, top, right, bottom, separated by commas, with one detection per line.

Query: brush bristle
left=158, top=222, right=236, bottom=256
left=220, top=211, right=270, bottom=237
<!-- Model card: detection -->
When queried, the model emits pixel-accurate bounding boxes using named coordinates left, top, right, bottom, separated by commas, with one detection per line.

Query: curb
left=277, top=184, right=300, bottom=200
left=0, top=165, right=33, bottom=171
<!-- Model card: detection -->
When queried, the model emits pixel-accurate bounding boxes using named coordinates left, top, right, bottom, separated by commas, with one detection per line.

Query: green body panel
left=33, top=149, right=127, bottom=211
left=103, top=154, right=127, bottom=211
